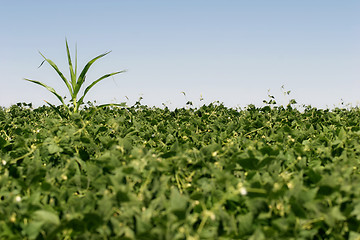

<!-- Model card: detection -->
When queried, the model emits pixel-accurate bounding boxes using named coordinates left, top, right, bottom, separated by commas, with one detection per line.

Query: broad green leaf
left=249, top=228, right=265, bottom=240
left=236, top=157, right=259, bottom=170
left=135, top=215, right=152, bottom=235
left=351, top=202, right=360, bottom=220
left=160, top=151, right=177, bottom=159
left=324, top=206, right=346, bottom=227
left=349, top=231, right=360, bottom=240
left=257, top=156, right=276, bottom=168
left=48, top=143, right=63, bottom=154
left=305, top=168, right=322, bottom=184
left=23, top=221, right=44, bottom=240
left=83, top=213, right=103, bottom=230
left=0, top=136, right=7, bottom=149
left=237, top=212, right=254, bottom=235
left=169, top=188, right=188, bottom=219
left=272, top=218, right=289, bottom=232
left=33, top=210, right=60, bottom=225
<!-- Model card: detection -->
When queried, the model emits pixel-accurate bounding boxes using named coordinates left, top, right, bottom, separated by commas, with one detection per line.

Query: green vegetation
left=1, top=100, right=360, bottom=239
left=24, top=40, right=126, bottom=116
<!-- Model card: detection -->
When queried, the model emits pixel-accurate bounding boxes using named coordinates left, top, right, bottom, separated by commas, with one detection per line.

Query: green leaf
left=338, top=127, right=346, bottom=140
left=23, top=79, right=66, bottom=106
left=160, top=151, right=177, bottom=159
left=23, top=221, right=43, bottom=240
left=38, top=51, right=73, bottom=95
left=351, top=202, right=360, bottom=220
left=83, top=213, right=103, bottom=230
left=258, top=156, right=276, bottom=168
left=290, top=197, right=307, bottom=218
left=249, top=228, right=265, bottom=240
left=65, top=39, right=76, bottom=91
left=97, top=102, right=127, bottom=109
left=76, top=70, right=126, bottom=110
left=237, top=212, right=254, bottom=235
left=236, top=157, right=259, bottom=170
left=33, top=210, right=60, bottom=226
left=135, top=215, right=152, bottom=235
left=74, top=51, right=112, bottom=96
left=169, top=188, right=188, bottom=219
left=48, top=143, right=63, bottom=154
left=305, top=168, right=322, bottom=184
left=0, top=136, right=8, bottom=149
left=45, top=101, right=69, bottom=119
left=349, top=231, right=360, bottom=240
left=324, top=206, right=346, bottom=227
left=272, top=218, right=289, bottom=232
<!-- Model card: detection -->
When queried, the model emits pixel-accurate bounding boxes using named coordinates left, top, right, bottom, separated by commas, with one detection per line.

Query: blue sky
left=1, top=1, right=359, bottom=109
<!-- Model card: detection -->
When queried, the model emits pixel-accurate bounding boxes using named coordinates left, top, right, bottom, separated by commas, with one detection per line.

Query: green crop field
left=1, top=101, right=360, bottom=239
left=1, top=40, right=359, bottom=239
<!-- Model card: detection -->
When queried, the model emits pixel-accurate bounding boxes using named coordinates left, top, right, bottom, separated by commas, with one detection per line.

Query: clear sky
left=1, top=0, right=359, bottom=109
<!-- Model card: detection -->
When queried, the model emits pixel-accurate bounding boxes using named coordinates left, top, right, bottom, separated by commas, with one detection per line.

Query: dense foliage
left=1, top=102, right=360, bottom=239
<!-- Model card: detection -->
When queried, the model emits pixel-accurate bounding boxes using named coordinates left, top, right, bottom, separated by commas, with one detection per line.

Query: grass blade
left=23, top=78, right=67, bottom=107
left=65, top=39, right=76, bottom=91
left=97, top=102, right=127, bottom=109
left=76, top=70, right=125, bottom=109
left=38, top=52, right=73, bottom=96
left=44, top=101, right=69, bottom=119
left=75, top=43, right=78, bottom=82
left=38, top=60, right=45, bottom=68
left=74, top=51, right=111, bottom=96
